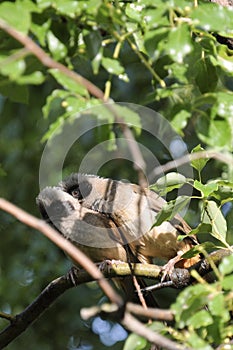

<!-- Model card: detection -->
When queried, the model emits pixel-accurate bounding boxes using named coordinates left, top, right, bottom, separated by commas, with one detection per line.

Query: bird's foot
left=99, top=259, right=124, bottom=273
left=161, top=255, right=182, bottom=282
left=67, top=266, right=80, bottom=286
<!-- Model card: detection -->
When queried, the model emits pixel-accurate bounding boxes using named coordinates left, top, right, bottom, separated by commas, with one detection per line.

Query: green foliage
left=171, top=255, right=233, bottom=349
left=1, top=0, right=233, bottom=349
left=0, top=0, right=233, bottom=144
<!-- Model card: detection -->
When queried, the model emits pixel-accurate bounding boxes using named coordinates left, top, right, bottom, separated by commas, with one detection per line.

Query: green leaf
left=195, top=57, right=218, bottom=93
left=188, top=309, right=213, bottom=329
left=194, top=94, right=217, bottom=110
left=152, top=196, right=190, bottom=227
left=113, top=105, right=141, bottom=130
left=166, top=24, right=192, bottom=63
left=17, top=71, right=45, bottom=85
left=171, top=110, right=190, bottom=135
left=36, top=0, right=53, bottom=10
left=196, top=118, right=232, bottom=150
left=0, top=2, right=31, bottom=34
left=125, top=3, right=143, bottom=23
left=51, top=0, right=81, bottom=17
left=202, top=200, right=227, bottom=245
left=191, top=144, right=209, bottom=172
left=217, top=46, right=233, bottom=73
left=49, top=69, right=88, bottom=96
left=172, top=283, right=210, bottom=327
left=188, top=223, right=212, bottom=236
left=208, top=293, right=229, bottom=320
left=181, top=241, right=216, bottom=259
left=150, top=172, right=187, bottom=195
left=219, top=255, right=233, bottom=276
left=221, top=274, right=233, bottom=290
left=191, top=3, right=233, bottom=33
left=61, top=96, right=89, bottom=114
left=42, top=115, right=66, bottom=142
left=84, top=30, right=102, bottom=60
left=144, top=27, right=169, bottom=60
left=194, top=180, right=218, bottom=198
left=42, top=89, right=69, bottom=119
left=186, top=332, right=213, bottom=350
left=123, top=333, right=148, bottom=350
left=214, top=92, right=233, bottom=119
left=0, top=54, right=26, bottom=80
left=47, top=31, right=67, bottom=60
left=30, top=19, right=51, bottom=46
left=102, top=57, right=125, bottom=76
left=91, top=47, right=103, bottom=74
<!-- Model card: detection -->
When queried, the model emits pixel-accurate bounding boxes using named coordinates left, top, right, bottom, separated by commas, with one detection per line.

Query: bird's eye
left=69, top=181, right=92, bottom=200
left=71, top=188, right=81, bottom=199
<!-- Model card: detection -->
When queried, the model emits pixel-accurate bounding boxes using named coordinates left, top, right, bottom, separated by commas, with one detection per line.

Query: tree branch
left=122, top=312, right=193, bottom=350
left=0, top=233, right=230, bottom=348
left=0, top=198, right=122, bottom=307
left=149, top=150, right=233, bottom=179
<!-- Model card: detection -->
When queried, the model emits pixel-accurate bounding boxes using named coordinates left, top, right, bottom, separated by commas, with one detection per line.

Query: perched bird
left=37, top=173, right=199, bottom=271
left=59, top=174, right=199, bottom=268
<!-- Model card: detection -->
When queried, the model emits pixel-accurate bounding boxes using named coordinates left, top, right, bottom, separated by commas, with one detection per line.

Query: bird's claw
left=161, top=255, right=181, bottom=282
left=99, top=259, right=124, bottom=273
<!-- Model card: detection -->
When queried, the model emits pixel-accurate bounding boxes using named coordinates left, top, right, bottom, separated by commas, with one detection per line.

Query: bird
left=36, top=174, right=199, bottom=305
left=36, top=173, right=200, bottom=307
left=58, top=173, right=199, bottom=268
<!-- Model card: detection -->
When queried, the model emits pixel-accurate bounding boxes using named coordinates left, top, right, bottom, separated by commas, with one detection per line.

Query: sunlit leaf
left=123, top=333, right=148, bottom=350
left=202, top=200, right=227, bottom=245
left=17, top=71, right=45, bottom=85
left=102, top=57, right=125, bottom=76
left=0, top=55, right=26, bottom=80
left=196, top=118, right=232, bottom=150
left=166, top=24, right=192, bottom=63
left=49, top=69, right=88, bottom=96
left=150, top=172, right=187, bottom=195
left=0, top=2, right=31, bottom=33
left=47, top=31, right=67, bottom=60
left=219, top=255, right=233, bottom=276
left=171, top=110, right=190, bottom=135
left=191, top=144, right=209, bottom=172
left=152, top=196, right=190, bottom=227
left=191, top=3, right=233, bottom=33
left=188, top=310, right=213, bottom=328
left=194, top=180, right=218, bottom=198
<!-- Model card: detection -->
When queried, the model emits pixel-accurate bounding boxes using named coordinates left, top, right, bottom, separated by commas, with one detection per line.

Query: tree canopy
left=1, top=0, right=233, bottom=349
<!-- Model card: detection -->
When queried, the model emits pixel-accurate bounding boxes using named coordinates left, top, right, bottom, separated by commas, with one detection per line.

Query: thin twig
left=122, top=312, right=193, bottom=350
left=149, top=150, right=233, bottom=179
left=126, top=302, right=174, bottom=321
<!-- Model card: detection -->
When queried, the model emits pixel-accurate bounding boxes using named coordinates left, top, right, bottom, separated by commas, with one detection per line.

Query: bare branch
left=149, top=150, right=233, bottom=179
left=0, top=274, right=72, bottom=348
left=126, top=302, right=174, bottom=321
left=0, top=19, right=105, bottom=101
left=122, top=312, right=193, bottom=350
left=0, top=236, right=230, bottom=348
left=81, top=303, right=191, bottom=350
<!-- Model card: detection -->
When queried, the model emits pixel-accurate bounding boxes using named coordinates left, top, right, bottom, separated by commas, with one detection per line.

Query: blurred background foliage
left=1, top=0, right=233, bottom=349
